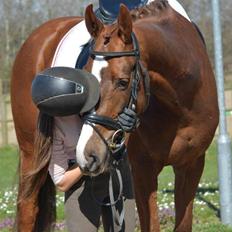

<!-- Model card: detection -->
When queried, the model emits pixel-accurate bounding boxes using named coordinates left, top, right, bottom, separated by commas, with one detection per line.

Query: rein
left=90, top=166, right=125, bottom=230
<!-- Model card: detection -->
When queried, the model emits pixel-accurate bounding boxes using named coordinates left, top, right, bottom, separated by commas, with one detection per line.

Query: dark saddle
left=76, top=0, right=148, bottom=69
left=96, top=0, right=148, bottom=24
left=76, top=42, right=92, bottom=69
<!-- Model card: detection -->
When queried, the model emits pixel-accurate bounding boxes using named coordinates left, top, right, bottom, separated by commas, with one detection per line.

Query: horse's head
left=76, top=4, right=149, bottom=175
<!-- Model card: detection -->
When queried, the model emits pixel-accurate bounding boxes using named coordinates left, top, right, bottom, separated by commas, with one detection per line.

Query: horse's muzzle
left=80, top=129, right=126, bottom=176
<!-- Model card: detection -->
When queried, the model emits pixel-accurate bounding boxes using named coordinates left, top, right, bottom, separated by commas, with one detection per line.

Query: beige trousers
left=65, top=170, right=136, bottom=232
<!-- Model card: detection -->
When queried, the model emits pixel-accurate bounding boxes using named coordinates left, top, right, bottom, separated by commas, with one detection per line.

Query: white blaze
left=76, top=56, right=108, bottom=168
left=92, top=56, right=108, bottom=82
left=75, top=124, right=94, bottom=168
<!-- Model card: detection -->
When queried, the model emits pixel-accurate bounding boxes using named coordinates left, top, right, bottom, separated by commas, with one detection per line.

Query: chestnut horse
left=11, top=1, right=219, bottom=232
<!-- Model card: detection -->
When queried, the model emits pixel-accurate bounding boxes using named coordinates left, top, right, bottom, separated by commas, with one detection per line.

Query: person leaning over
left=26, top=67, right=137, bottom=232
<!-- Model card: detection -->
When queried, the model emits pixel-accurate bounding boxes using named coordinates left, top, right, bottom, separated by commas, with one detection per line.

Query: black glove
left=117, top=108, right=140, bottom=132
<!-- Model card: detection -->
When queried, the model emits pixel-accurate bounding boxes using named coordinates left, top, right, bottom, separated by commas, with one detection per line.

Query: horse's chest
left=138, top=119, right=204, bottom=165
left=167, top=131, right=197, bottom=165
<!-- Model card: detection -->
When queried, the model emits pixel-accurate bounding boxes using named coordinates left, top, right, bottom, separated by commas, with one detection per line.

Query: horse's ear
left=117, top=4, right=132, bottom=44
left=85, top=4, right=103, bottom=38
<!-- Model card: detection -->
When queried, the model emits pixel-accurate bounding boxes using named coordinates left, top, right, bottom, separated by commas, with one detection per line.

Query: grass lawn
left=0, top=142, right=232, bottom=231
left=158, top=142, right=232, bottom=232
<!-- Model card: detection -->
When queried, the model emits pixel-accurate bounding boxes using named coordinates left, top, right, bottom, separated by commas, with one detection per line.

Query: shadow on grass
left=161, top=187, right=220, bottom=218
left=196, top=187, right=220, bottom=218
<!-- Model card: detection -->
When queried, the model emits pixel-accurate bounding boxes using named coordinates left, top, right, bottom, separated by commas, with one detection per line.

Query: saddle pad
left=51, top=20, right=91, bottom=68
left=51, top=0, right=190, bottom=68
left=162, top=0, right=191, bottom=21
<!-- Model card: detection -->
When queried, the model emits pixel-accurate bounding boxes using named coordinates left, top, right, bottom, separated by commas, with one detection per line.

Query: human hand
left=117, top=108, right=140, bottom=132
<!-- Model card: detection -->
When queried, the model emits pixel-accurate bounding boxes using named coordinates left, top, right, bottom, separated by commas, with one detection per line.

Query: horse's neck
left=135, top=16, right=192, bottom=77
left=135, top=25, right=177, bottom=76
left=134, top=18, right=191, bottom=115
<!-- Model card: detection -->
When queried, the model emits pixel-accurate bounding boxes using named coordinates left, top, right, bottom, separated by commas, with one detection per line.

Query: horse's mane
left=130, top=0, right=170, bottom=22
left=130, top=0, right=206, bottom=46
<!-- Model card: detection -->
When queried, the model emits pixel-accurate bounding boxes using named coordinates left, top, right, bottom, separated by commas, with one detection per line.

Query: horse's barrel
left=31, top=67, right=100, bottom=116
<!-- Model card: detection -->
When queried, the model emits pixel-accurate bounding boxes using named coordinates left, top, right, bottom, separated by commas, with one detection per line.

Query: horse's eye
left=117, top=79, right=129, bottom=90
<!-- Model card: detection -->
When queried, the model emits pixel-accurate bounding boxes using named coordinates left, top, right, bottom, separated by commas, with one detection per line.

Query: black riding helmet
left=31, top=67, right=100, bottom=116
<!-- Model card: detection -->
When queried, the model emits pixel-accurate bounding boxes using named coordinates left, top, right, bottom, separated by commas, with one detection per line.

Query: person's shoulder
left=54, top=115, right=82, bottom=136
left=55, top=115, right=81, bottom=126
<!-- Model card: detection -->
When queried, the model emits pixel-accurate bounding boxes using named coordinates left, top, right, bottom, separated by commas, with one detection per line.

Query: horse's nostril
left=86, top=155, right=100, bottom=172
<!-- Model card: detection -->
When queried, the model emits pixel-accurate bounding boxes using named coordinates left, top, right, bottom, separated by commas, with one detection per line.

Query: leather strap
left=90, top=32, right=140, bottom=59
left=109, top=168, right=125, bottom=231
left=83, top=114, right=122, bottom=130
left=90, top=167, right=124, bottom=207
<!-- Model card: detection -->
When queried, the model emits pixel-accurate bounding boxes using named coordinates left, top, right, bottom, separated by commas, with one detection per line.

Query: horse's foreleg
left=17, top=149, right=38, bottom=232
left=173, top=155, right=205, bottom=232
left=131, top=155, right=163, bottom=232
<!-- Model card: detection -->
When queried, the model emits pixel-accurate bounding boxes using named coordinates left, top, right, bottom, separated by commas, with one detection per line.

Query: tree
left=0, top=0, right=231, bottom=84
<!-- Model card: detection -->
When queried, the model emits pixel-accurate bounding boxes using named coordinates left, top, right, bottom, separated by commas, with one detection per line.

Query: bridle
left=83, top=32, right=150, bottom=161
left=83, top=32, right=150, bottom=230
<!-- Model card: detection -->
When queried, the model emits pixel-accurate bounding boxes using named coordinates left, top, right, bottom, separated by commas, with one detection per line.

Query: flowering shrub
left=0, top=187, right=66, bottom=230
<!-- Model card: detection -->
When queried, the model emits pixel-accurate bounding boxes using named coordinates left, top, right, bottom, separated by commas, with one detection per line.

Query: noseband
left=83, top=32, right=150, bottom=161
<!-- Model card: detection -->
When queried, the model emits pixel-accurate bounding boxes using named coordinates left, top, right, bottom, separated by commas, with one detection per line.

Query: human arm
left=56, top=164, right=83, bottom=192
left=49, top=116, right=83, bottom=192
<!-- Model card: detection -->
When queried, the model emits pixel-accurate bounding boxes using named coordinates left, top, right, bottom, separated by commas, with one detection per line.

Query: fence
left=0, top=79, right=17, bottom=146
left=1, top=78, right=232, bottom=147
